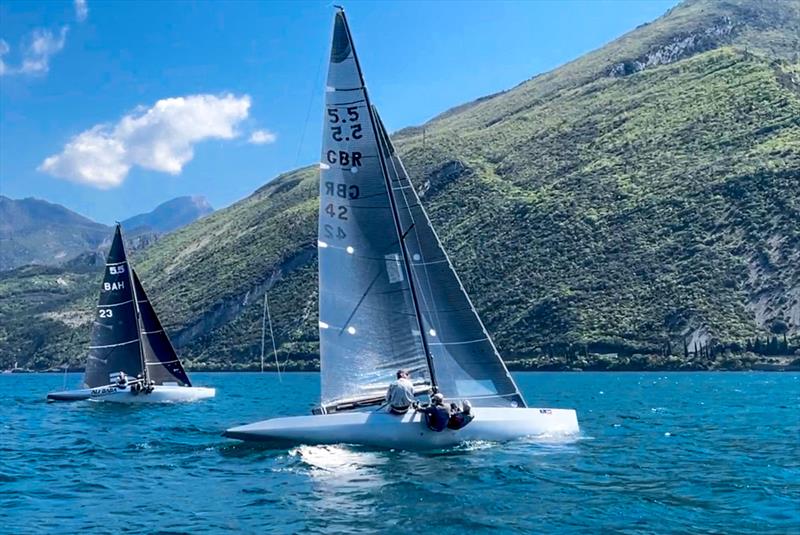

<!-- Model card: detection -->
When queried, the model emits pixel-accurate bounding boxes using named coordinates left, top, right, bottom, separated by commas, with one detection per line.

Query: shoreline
left=9, top=365, right=800, bottom=374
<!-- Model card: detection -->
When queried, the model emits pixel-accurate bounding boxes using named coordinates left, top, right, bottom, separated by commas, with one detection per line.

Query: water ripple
left=1, top=372, right=798, bottom=534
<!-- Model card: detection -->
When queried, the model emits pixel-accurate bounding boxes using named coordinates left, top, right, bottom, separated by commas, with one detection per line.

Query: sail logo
left=109, top=265, right=126, bottom=275
left=103, top=281, right=125, bottom=291
left=90, top=386, right=117, bottom=396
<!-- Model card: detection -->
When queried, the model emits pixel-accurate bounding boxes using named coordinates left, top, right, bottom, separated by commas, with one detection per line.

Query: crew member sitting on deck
left=416, top=393, right=451, bottom=432
left=385, top=369, right=415, bottom=414
left=115, top=371, right=127, bottom=388
left=447, top=399, right=474, bottom=430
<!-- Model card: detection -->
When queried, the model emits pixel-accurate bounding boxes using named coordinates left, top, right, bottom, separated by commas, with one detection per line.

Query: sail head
left=132, top=269, right=192, bottom=386
left=83, top=225, right=143, bottom=388
left=318, top=9, right=430, bottom=408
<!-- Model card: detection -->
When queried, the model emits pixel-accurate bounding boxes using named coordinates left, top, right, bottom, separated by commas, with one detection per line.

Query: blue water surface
left=1, top=372, right=798, bottom=534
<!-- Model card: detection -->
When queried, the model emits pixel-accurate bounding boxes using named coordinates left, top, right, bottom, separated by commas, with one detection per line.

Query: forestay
left=317, top=10, right=432, bottom=408
left=132, top=269, right=192, bottom=386
left=83, top=225, right=144, bottom=388
left=374, top=111, right=526, bottom=408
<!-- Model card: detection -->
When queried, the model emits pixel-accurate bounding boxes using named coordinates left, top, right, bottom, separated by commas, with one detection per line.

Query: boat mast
left=335, top=7, right=438, bottom=390
left=118, top=225, right=148, bottom=383
left=260, top=294, right=266, bottom=373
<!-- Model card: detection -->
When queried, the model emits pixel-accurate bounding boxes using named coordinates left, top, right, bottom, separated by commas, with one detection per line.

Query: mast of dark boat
left=334, top=7, right=438, bottom=391
left=119, top=224, right=149, bottom=385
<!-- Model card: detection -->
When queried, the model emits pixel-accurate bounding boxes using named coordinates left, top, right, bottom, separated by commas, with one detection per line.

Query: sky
left=0, top=0, right=678, bottom=224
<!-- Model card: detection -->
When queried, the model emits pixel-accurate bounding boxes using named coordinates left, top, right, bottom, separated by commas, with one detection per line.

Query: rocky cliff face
left=608, top=17, right=735, bottom=76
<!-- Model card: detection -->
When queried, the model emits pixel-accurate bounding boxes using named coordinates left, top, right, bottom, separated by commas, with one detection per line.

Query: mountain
left=0, top=196, right=110, bottom=271
left=121, top=195, right=214, bottom=234
left=1, top=0, right=798, bottom=371
left=0, top=195, right=214, bottom=271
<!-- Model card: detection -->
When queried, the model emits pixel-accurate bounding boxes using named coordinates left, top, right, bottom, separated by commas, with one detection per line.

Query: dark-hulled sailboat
left=47, top=224, right=215, bottom=403
left=225, top=8, right=577, bottom=447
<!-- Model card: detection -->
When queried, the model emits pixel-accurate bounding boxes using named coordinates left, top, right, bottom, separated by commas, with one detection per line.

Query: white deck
left=225, top=407, right=579, bottom=450
left=47, top=384, right=215, bottom=403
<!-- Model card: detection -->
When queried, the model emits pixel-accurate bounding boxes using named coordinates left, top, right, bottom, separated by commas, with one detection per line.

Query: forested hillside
left=2, top=0, right=798, bottom=371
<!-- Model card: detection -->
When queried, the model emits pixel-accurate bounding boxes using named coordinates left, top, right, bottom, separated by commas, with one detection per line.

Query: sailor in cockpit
left=385, top=369, right=415, bottom=414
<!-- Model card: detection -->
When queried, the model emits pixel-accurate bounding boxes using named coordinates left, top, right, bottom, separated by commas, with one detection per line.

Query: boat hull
left=224, top=407, right=579, bottom=449
left=47, top=384, right=215, bottom=403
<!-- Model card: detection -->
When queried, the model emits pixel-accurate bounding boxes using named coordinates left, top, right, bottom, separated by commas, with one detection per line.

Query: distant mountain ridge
left=0, top=195, right=214, bottom=271
left=0, top=196, right=109, bottom=271
left=121, top=196, right=214, bottom=234
left=1, top=0, right=798, bottom=371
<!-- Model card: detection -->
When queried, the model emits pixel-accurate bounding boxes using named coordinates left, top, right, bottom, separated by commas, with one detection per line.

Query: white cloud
left=0, top=39, right=9, bottom=76
left=74, top=0, right=88, bottom=22
left=40, top=94, right=252, bottom=188
left=248, top=129, right=277, bottom=145
left=0, top=26, right=68, bottom=76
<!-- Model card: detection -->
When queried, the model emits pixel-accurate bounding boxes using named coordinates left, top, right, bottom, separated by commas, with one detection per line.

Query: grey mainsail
left=132, top=269, right=192, bottom=387
left=318, top=9, right=431, bottom=408
left=374, top=110, right=526, bottom=408
left=83, top=225, right=144, bottom=388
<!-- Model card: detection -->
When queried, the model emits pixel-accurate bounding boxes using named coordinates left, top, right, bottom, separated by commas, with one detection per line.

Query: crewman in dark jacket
left=447, top=400, right=474, bottom=430
left=416, top=393, right=450, bottom=432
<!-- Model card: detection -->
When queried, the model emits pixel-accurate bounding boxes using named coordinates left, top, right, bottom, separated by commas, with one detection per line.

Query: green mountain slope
left=2, top=0, right=798, bottom=371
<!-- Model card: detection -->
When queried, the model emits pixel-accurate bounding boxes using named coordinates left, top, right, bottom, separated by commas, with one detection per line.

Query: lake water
left=1, top=372, right=798, bottom=534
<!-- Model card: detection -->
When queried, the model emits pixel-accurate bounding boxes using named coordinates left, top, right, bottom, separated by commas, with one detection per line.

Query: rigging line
left=331, top=220, right=420, bottom=338
left=260, top=293, right=267, bottom=374
left=338, top=269, right=383, bottom=336
left=294, top=32, right=328, bottom=168
left=265, top=291, right=281, bottom=382
left=379, top=115, right=443, bottom=344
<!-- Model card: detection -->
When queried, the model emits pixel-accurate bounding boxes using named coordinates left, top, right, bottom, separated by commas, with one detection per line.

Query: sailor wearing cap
left=415, top=392, right=451, bottom=432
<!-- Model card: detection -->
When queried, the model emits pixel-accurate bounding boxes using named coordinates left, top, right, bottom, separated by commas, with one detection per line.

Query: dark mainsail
left=132, top=269, right=192, bottom=387
left=318, top=9, right=431, bottom=408
left=83, top=225, right=144, bottom=388
left=374, top=110, right=526, bottom=408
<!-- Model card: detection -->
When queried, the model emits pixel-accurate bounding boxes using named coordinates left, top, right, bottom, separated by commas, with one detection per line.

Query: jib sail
left=132, top=269, right=192, bottom=387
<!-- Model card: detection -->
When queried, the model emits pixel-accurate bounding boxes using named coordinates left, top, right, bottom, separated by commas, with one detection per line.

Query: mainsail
left=318, top=8, right=525, bottom=410
left=318, top=9, right=431, bottom=408
left=374, top=110, right=526, bottom=408
left=132, top=269, right=192, bottom=386
left=83, top=225, right=144, bottom=388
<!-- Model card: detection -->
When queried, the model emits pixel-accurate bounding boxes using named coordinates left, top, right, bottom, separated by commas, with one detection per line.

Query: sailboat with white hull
left=47, top=224, right=215, bottom=403
left=225, top=8, right=577, bottom=448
